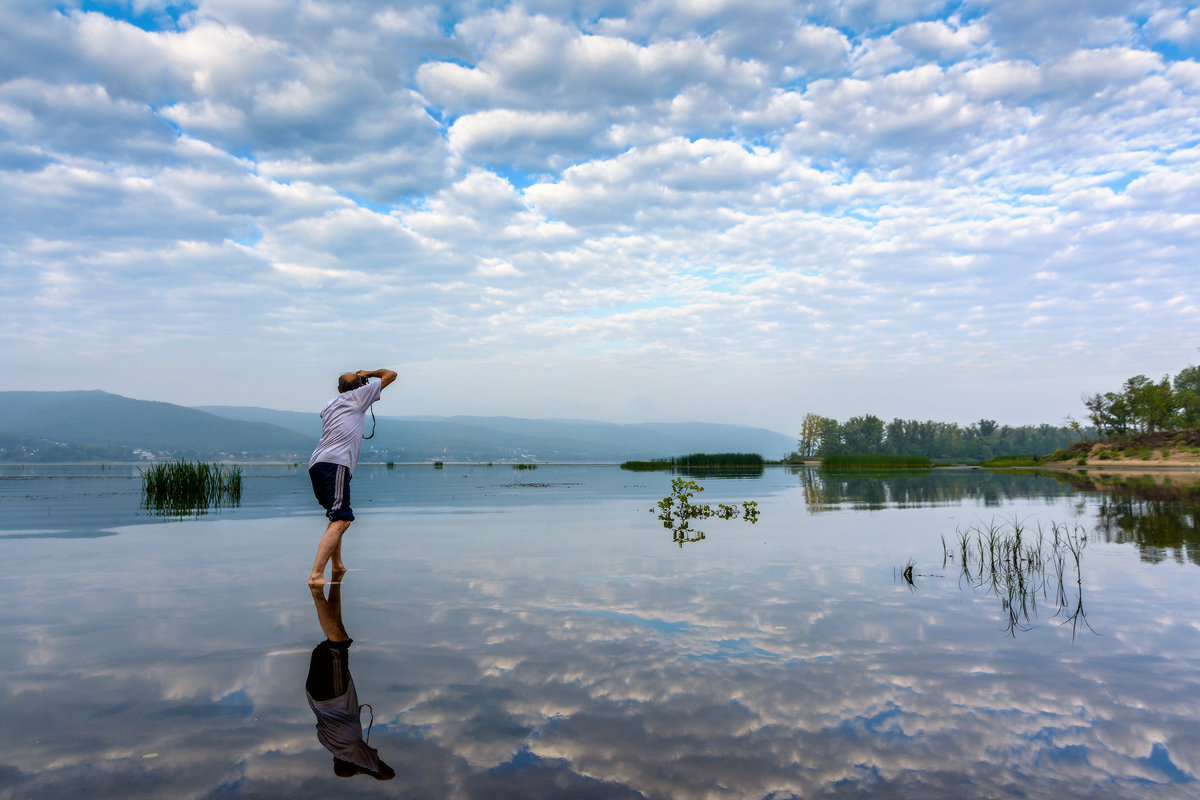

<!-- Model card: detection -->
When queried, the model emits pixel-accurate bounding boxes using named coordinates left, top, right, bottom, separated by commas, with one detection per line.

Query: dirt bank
left=1052, top=430, right=1200, bottom=468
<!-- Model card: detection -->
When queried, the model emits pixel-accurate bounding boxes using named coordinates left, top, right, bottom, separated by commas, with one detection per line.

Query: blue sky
left=2, top=0, right=1198, bottom=433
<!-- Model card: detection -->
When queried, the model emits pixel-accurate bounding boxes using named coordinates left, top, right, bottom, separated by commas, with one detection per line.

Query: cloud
left=1, top=0, right=1199, bottom=427
left=446, top=109, right=611, bottom=171
left=1147, top=5, right=1200, bottom=44
left=418, top=12, right=766, bottom=127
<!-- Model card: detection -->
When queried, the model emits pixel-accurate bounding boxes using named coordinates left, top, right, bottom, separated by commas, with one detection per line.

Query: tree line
left=1082, top=366, right=1200, bottom=436
left=794, top=413, right=1084, bottom=462
left=796, top=361, right=1200, bottom=461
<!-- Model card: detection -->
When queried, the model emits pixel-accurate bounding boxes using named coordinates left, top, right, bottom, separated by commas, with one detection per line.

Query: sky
left=2, top=0, right=1198, bottom=435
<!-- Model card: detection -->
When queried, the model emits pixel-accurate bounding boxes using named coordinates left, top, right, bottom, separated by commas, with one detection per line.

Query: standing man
left=308, top=368, right=397, bottom=585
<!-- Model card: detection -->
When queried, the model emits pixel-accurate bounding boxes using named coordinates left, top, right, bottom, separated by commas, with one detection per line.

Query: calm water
left=1, top=464, right=1198, bottom=799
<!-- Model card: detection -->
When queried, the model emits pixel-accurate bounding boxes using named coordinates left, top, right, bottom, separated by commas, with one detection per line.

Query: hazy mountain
left=0, top=391, right=311, bottom=460
left=196, top=406, right=797, bottom=462
left=0, top=390, right=796, bottom=462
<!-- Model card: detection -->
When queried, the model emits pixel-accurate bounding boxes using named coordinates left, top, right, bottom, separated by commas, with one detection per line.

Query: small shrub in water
left=656, top=478, right=759, bottom=547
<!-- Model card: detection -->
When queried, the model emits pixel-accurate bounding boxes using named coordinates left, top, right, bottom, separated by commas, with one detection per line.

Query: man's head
left=338, top=372, right=366, bottom=393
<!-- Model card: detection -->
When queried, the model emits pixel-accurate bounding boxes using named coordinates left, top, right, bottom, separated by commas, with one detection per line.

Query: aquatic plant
left=821, top=454, right=931, bottom=469
left=140, top=460, right=242, bottom=517
left=943, top=517, right=1094, bottom=639
left=512, top=463, right=538, bottom=470
left=656, top=477, right=759, bottom=546
left=979, top=454, right=1044, bottom=467
left=623, top=453, right=764, bottom=471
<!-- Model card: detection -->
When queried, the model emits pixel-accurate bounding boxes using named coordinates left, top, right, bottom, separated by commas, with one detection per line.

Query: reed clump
left=821, top=454, right=931, bottom=469
left=623, top=453, right=764, bottom=471
left=941, top=516, right=1093, bottom=638
left=141, top=460, right=242, bottom=517
left=979, top=454, right=1044, bottom=467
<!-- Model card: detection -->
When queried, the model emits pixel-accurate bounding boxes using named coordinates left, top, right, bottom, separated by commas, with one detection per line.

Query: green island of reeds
left=820, top=454, right=931, bottom=470
left=141, top=460, right=242, bottom=517
left=978, top=454, right=1047, bottom=468
left=622, top=452, right=764, bottom=471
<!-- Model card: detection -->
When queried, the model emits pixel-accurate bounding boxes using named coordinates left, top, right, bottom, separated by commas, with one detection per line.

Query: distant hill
left=196, top=406, right=798, bottom=462
left=0, top=391, right=311, bottom=461
left=0, top=390, right=796, bottom=462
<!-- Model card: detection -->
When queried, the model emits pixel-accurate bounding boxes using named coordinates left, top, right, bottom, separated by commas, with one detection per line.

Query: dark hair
left=338, top=374, right=363, bottom=392
left=334, top=757, right=360, bottom=777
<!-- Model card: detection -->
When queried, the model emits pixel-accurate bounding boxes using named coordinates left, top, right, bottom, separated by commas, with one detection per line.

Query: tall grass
left=979, top=454, right=1044, bottom=467
left=940, top=516, right=1092, bottom=638
left=622, top=453, right=764, bottom=471
left=821, top=454, right=931, bottom=469
left=621, top=458, right=674, bottom=472
left=141, top=460, right=242, bottom=516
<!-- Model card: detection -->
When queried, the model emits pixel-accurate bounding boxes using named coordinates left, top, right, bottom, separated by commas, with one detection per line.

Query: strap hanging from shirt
left=361, top=703, right=374, bottom=743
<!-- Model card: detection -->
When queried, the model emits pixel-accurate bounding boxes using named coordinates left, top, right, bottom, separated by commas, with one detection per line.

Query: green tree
left=816, top=417, right=844, bottom=456
left=1122, top=375, right=1175, bottom=433
left=1084, top=391, right=1132, bottom=436
left=1174, top=366, right=1200, bottom=428
left=797, top=413, right=825, bottom=457
left=841, top=414, right=885, bottom=454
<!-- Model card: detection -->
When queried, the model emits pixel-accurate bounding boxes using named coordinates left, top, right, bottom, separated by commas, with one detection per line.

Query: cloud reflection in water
left=1, top=466, right=1198, bottom=798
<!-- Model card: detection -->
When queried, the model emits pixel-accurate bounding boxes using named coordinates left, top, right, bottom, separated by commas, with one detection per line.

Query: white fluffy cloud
left=2, top=0, right=1199, bottom=428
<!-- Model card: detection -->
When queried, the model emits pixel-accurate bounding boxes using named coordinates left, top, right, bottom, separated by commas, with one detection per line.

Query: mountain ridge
left=0, top=391, right=796, bottom=462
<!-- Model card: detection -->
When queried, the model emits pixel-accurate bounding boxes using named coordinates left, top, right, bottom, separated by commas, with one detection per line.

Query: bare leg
left=331, top=536, right=346, bottom=577
left=309, top=582, right=350, bottom=642
left=309, top=519, right=352, bottom=585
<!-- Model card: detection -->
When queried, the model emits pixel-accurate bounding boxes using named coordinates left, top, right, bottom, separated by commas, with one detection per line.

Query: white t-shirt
left=306, top=675, right=382, bottom=773
left=308, top=381, right=383, bottom=473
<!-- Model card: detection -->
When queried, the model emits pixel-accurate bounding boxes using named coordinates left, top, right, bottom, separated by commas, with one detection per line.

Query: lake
left=1, top=464, right=1198, bottom=799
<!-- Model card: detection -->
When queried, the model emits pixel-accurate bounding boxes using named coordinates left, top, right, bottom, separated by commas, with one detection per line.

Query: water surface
left=1, top=464, right=1198, bottom=798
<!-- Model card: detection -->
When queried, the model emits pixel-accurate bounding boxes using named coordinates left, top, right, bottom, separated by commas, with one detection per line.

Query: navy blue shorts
left=309, top=463, right=354, bottom=522
left=306, top=638, right=353, bottom=701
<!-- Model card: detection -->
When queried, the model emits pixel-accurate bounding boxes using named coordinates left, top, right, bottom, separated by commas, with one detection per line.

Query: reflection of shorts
left=309, top=463, right=354, bottom=522
left=306, top=638, right=352, bottom=701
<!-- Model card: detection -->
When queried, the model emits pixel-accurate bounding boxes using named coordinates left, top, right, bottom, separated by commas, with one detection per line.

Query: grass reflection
left=140, top=460, right=242, bottom=517
left=942, top=517, right=1094, bottom=639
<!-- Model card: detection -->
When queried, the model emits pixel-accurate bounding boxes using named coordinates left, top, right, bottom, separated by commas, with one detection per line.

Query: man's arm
left=356, top=369, right=398, bottom=390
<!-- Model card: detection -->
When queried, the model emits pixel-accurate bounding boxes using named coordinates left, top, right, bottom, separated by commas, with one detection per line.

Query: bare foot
left=308, top=573, right=329, bottom=586
left=332, top=563, right=348, bottom=576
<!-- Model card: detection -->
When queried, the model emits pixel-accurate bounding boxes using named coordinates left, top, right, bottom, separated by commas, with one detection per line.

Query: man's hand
left=358, top=368, right=398, bottom=390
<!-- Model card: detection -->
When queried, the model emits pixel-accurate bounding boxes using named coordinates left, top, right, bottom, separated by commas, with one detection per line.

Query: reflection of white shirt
left=309, top=381, right=383, bottom=474
left=306, top=676, right=381, bottom=773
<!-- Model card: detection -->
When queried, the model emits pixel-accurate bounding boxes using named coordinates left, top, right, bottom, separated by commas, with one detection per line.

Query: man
left=308, top=368, right=397, bottom=585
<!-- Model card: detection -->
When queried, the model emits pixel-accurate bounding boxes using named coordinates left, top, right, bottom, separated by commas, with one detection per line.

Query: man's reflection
left=306, top=581, right=395, bottom=780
